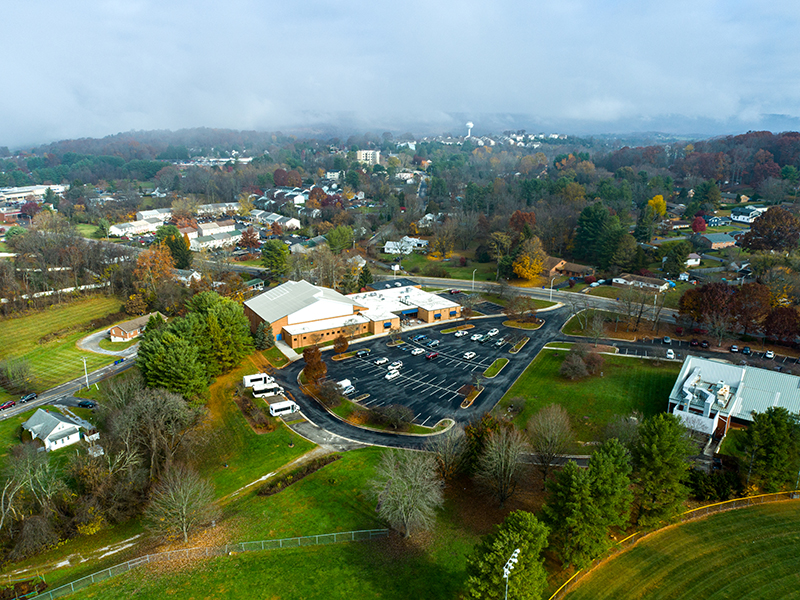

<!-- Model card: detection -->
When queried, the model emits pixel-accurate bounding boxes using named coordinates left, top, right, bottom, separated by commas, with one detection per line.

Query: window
left=384, top=322, right=391, bottom=328
left=434, top=314, right=441, bottom=319
left=449, top=311, right=457, bottom=316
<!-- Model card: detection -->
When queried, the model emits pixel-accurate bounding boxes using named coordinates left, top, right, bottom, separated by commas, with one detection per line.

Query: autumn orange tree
left=240, top=227, right=260, bottom=255
left=134, top=243, right=175, bottom=299
left=303, top=345, right=327, bottom=384
left=333, top=334, right=349, bottom=354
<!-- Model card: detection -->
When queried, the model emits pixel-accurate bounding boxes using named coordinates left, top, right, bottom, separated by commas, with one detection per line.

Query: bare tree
left=588, top=311, right=606, bottom=347
left=370, top=450, right=444, bottom=538
left=527, top=405, right=575, bottom=488
left=144, top=464, right=219, bottom=543
left=474, top=427, right=528, bottom=507
left=427, top=426, right=467, bottom=480
left=706, top=310, right=735, bottom=347
left=604, top=412, right=642, bottom=451
left=460, top=293, right=479, bottom=322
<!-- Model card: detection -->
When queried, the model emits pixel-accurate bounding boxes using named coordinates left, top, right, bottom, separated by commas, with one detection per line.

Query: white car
left=487, top=328, right=499, bottom=337
left=411, top=348, right=425, bottom=356
left=463, top=351, right=476, bottom=360
left=454, top=330, right=468, bottom=337
left=389, top=361, right=403, bottom=370
left=470, top=333, right=483, bottom=341
left=374, top=357, right=388, bottom=365
left=765, top=350, right=775, bottom=359
left=385, top=370, right=400, bottom=381
left=666, top=349, right=675, bottom=359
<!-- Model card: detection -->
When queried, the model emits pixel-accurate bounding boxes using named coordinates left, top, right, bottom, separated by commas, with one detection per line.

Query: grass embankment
left=503, top=320, right=543, bottom=330
left=480, top=293, right=555, bottom=310
left=0, top=297, right=122, bottom=402
left=586, top=283, right=691, bottom=310
left=261, top=346, right=289, bottom=368
left=483, top=358, right=509, bottom=378
left=330, top=398, right=443, bottom=435
left=495, top=350, right=681, bottom=441
left=73, top=223, right=104, bottom=240
left=563, top=502, right=800, bottom=600
left=563, top=309, right=658, bottom=341
left=77, top=447, right=488, bottom=600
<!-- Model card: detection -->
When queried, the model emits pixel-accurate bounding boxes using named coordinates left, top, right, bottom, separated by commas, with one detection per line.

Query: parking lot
left=323, top=320, right=528, bottom=427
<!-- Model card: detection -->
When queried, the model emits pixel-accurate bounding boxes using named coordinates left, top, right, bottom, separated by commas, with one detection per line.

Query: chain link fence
left=33, top=528, right=389, bottom=599
left=548, top=491, right=799, bottom=600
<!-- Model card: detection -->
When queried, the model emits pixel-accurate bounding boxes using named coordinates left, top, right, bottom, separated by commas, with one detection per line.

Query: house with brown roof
left=612, top=273, right=670, bottom=292
left=109, top=312, right=166, bottom=342
left=558, top=262, right=595, bottom=278
left=541, top=257, right=566, bottom=277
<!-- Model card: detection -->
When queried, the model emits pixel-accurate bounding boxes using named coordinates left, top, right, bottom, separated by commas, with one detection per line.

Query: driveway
left=77, top=330, right=139, bottom=357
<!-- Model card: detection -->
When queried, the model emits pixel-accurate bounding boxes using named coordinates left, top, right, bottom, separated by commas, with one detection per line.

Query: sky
left=4, top=0, right=800, bottom=148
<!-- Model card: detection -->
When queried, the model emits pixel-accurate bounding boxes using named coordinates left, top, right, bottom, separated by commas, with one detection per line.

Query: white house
left=686, top=253, right=702, bottom=267
left=22, top=409, right=84, bottom=452
left=612, top=273, right=670, bottom=292
left=730, top=206, right=767, bottom=224
left=383, top=236, right=429, bottom=255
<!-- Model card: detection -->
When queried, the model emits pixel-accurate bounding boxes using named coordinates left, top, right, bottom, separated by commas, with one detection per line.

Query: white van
left=252, top=382, right=284, bottom=398
left=243, top=373, right=274, bottom=388
left=269, top=400, right=300, bottom=417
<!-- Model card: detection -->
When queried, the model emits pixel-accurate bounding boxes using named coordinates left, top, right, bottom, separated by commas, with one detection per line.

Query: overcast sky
left=4, top=1, right=800, bottom=148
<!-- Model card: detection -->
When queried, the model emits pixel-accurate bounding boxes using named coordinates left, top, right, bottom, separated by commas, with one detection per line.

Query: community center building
left=667, top=355, right=800, bottom=440
left=242, top=279, right=461, bottom=349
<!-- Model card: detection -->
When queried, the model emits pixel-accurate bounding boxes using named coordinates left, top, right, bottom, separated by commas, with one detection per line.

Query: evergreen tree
left=633, top=206, right=657, bottom=243
left=357, top=265, right=374, bottom=291
left=632, top=414, right=693, bottom=527
left=253, top=321, right=275, bottom=350
left=589, top=439, right=633, bottom=531
left=465, top=510, right=549, bottom=600
left=573, top=204, right=611, bottom=264
left=137, top=330, right=207, bottom=399
left=746, top=407, right=800, bottom=492
left=543, top=461, right=607, bottom=568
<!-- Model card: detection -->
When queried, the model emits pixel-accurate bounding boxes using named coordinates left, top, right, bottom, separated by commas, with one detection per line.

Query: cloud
left=3, top=1, right=800, bottom=147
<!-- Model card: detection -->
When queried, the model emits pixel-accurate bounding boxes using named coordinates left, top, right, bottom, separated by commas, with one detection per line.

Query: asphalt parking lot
left=323, top=320, right=529, bottom=427
left=436, top=291, right=505, bottom=316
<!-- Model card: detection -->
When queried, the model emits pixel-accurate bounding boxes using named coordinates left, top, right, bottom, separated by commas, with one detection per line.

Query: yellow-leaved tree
left=512, top=237, right=546, bottom=282
left=647, top=195, right=666, bottom=217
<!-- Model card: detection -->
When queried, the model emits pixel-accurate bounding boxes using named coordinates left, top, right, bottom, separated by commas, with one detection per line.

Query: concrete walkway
left=275, top=340, right=302, bottom=362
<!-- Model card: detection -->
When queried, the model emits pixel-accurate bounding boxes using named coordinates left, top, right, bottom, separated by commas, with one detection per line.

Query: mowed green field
left=564, top=502, right=800, bottom=600
left=495, top=351, right=681, bottom=440
left=0, top=297, right=122, bottom=401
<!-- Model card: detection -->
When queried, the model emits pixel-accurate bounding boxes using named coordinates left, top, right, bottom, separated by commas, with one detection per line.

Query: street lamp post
left=549, top=277, right=557, bottom=302
left=503, top=548, right=521, bottom=600
left=472, top=268, right=477, bottom=292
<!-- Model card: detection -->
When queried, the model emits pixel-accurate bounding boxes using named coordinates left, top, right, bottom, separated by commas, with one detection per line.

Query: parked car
left=425, top=352, right=439, bottom=360
left=412, top=334, right=427, bottom=342
left=385, top=370, right=400, bottom=381
left=20, top=393, right=37, bottom=403
left=0, top=401, right=15, bottom=410
left=700, top=340, right=709, bottom=348
left=454, top=330, right=468, bottom=337
left=666, top=349, right=675, bottom=359
left=356, top=349, right=370, bottom=358
left=690, top=339, right=699, bottom=347
left=77, top=400, right=97, bottom=409
left=374, top=357, right=388, bottom=365
left=730, top=345, right=739, bottom=353
left=765, top=350, right=775, bottom=359
left=742, top=347, right=752, bottom=356
left=411, top=347, right=425, bottom=356
left=342, top=386, right=356, bottom=396
left=487, top=328, right=499, bottom=337
left=389, top=361, right=403, bottom=370
left=449, top=289, right=460, bottom=294
left=494, top=339, right=505, bottom=347
left=463, top=351, right=476, bottom=360
left=662, top=336, right=672, bottom=345
left=427, top=339, right=440, bottom=347
left=470, top=333, right=483, bottom=341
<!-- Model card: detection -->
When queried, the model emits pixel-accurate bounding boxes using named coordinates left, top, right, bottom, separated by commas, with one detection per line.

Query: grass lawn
left=73, top=223, right=103, bottom=240
left=0, top=241, right=11, bottom=253
left=383, top=252, right=498, bottom=282
left=503, top=320, right=543, bottom=330
left=484, top=358, right=509, bottom=378
left=0, top=297, right=122, bottom=402
left=0, top=405, right=43, bottom=470
left=98, top=337, right=139, bottom=351
left=495, top=351, right=681, bottom=441
left=233, top=258, right=263, bottom=267
left=563, top=502, right=800, bottom=600
left=481, top=293, right=556, bottom=310
left=76, top=447, right=489, bottom=600
left=261, top=346, right=289, bottom=368
left=194, top=358, right=315, bottom=498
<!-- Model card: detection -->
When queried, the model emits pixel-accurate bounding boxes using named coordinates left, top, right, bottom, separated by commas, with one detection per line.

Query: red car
left=0, top=401, right=15, bottom=410
left=425, top=352, right=439, bottom=360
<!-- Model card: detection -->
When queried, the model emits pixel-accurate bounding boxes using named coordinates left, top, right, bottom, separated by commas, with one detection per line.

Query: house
left=669, top=219, right=692, bottom=230
left=173, top=269, right=201, bottom=286
left=558, top=262, right=595, bottom=278
left=244, top=278, right=265, bottom=291
left=668, top=355, right=800, bottom=439
left=383, top=236, right=428, bottom=255
left=612, top=273, right=670, bottom=292
left=730, top=206, right=767, bottom=224
left=702, top=215, right=725, bottom=227
left=135, top=208, right=172, bottom=221
left=178, top=226, right=198, bottom=239
left=109, top=312, right=166, bottom=342
left=699, top=233, right=736, bottom=250
left=356, top=149, right=381, bottom=166
left=541, top=257, right=567, bottom=278
left=686, top=253, right=701, bottom=267
left=22, top=409, right=83, bottom=452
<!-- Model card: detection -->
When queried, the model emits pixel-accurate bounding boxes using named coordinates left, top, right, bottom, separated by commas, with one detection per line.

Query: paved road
left=77, top=330, right=140, bottom=357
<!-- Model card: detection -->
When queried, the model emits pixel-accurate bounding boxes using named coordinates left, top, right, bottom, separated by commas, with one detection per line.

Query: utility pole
left=81, top=357, right=89, bottom=390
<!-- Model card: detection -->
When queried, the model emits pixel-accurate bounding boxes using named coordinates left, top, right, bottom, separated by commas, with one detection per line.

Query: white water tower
left=466, top=122, right=474, bottom=138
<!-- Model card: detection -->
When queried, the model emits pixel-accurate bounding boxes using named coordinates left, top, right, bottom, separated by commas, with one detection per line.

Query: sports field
left=0, top=297, right=122, bottom=401
left=564, top=501, right=800, bottom=600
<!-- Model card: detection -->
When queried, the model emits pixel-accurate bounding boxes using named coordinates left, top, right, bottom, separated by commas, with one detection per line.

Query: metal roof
left=244, top=280, right=358, bottom=325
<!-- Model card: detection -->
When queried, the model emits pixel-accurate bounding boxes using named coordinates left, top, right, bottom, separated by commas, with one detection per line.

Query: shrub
left=560, top=353, right=588, bottom=380
left=316, top=381, right=343, bottom=408
left=584, top=275, right=597, bottom=284
left=585, top=352, right=604, bottom=375
left=459, top=256, right=467, bottom=267
left=373, top=404, right=414, bottom=430
left=257, top=454, right=341, bottom=496
left=422, top=264, right=450, bottom=278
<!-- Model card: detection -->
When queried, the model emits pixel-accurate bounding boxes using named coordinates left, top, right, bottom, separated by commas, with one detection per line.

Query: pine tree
left=543, top=461, right=608, bottom=568
left=254, top=321, right=275, bottom=350
left=589, top=439, right=633, bottom=531
left=465, top=510, right=549, bottom=600
left=357, top=265, right=374, bottom=291
left=633, top=413, right=693, bottom=527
